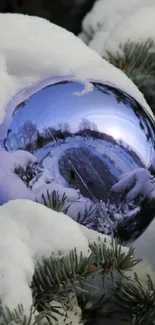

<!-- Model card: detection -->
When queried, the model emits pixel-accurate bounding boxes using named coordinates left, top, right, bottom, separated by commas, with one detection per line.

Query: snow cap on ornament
left=0, top=13, right=155, bottom=245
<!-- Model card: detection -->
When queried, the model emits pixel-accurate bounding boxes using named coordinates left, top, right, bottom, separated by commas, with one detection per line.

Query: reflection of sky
left=7, top=82, right=154, bottom=165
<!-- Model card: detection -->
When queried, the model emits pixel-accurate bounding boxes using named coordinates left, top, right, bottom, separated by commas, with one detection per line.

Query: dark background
left=0, top=0, right=96, bottom=35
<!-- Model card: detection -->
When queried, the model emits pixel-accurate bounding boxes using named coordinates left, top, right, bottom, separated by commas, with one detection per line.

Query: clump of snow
left=0, top=198, right=130, bottom=318
left=80, top=0, right=148, bottom=42
left=0, top=149, right=37, bottom=173
left=0, top=12, right=153, bottom=124
left=81, top=224, right=113, bottom=247
left=0, top=199, right=90, bottom=314
left=2, top=199, right=91, bottom=258
left=79, top=1, right=155, bottom=61
left=11, top=149, right=37, bottom=168
left=111, top=168, right=155, bottom=202
left=102, top=5, right=155, bottom=57
left=0, top=150, right=35, bottom=205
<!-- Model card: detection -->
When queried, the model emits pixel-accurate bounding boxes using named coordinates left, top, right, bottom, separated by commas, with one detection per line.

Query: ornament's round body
left=1, top=77, right=155, bottom=244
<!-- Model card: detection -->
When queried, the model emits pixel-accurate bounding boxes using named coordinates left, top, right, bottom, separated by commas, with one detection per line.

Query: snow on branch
left=0, top=199, right=132, bottom=321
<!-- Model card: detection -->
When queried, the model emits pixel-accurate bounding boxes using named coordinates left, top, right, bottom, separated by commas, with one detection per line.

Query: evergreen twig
left=32, top=248, right=95, bottom=297
left=1, top=304, right=47, bottom=325
left=114, top=273, right=155, bottom=325
left=32, top=238, right=138, bottom=297
left=106, top=39, right=155, bottom=113
left=0, top=184, right=153, bottom=325
left=0, top=241, right=153, bottom=325
left=30, top=237, right=139, bottom=324
left=90, top=237, right=141, bottom=277
left=36, top=190, right=70, bottom=214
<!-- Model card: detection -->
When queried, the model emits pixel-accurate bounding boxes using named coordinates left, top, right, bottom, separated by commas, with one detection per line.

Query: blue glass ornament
left=1, top=78, right=155, bottom=244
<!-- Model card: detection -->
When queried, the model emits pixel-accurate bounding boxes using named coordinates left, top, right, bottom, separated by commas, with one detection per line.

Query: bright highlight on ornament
left=106, top=127, right=123, bottom=139
left=0, top=78, right=155, bottom=245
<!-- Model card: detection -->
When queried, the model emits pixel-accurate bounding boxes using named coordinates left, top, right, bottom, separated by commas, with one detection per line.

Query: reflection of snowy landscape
left=34, top=135, right=143, bottom=196
left=0, top=130, right=147, bottom=243
left=33, top=134, right=145, bottom=241
left=1, top=81, right=155, bottom=244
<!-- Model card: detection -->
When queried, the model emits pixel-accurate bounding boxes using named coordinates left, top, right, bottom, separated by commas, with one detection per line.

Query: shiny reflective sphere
left=1, top=80, right=155, bottom=244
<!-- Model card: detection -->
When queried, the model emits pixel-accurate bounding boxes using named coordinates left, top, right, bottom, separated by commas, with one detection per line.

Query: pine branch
left=1, top=304, right=47, bottom=325
left=36, top=190, right=70, bottom=214
left=1, top=300, right=80, bottom=325
left=76, top=205, right=96, bottom=227
left=113, top=273, right=155, bottom=325
left=32, top=238, right=138, bottom=296
left=32, top=248, right=95, bottom=298
left=0, top=185, right=149, bottom=325
left=30, top=237, right=139, bottom=323
left=89, top=237, right=141, bottom=277
left=106, top=39, right=155, bottom=113
left=0, top=241, right=149, bottom=325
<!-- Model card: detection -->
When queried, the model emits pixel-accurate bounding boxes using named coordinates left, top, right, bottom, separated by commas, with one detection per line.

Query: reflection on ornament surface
left=0, top=79, right=155, bottom=244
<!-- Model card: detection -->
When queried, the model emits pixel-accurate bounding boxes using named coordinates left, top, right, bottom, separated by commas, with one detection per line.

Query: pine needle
left=36, top=190, right=70, bottom=214
left=106, top=39, right=155, bottom=114
left=113, top=273, right=155, bottom=325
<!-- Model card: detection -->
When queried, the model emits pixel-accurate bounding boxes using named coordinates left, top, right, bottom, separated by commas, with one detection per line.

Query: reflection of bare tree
left=42, top=122, right=72, bottom=142
left=57, top=122, right=71, bottom=133
left=79, top=118, right=98, bottom=132
left=5, top=120, right=39, bottom=151
left=5, top=120, right=73, bottom=152
left=76, top=118, right=118, bottom=145
left=20, top=121, right=38, bottom=149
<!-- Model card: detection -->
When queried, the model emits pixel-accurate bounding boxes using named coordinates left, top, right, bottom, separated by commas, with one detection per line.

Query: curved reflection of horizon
left=1, top=81, right=155, bottom=166
left=0, top=80, right=155, bottom=244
